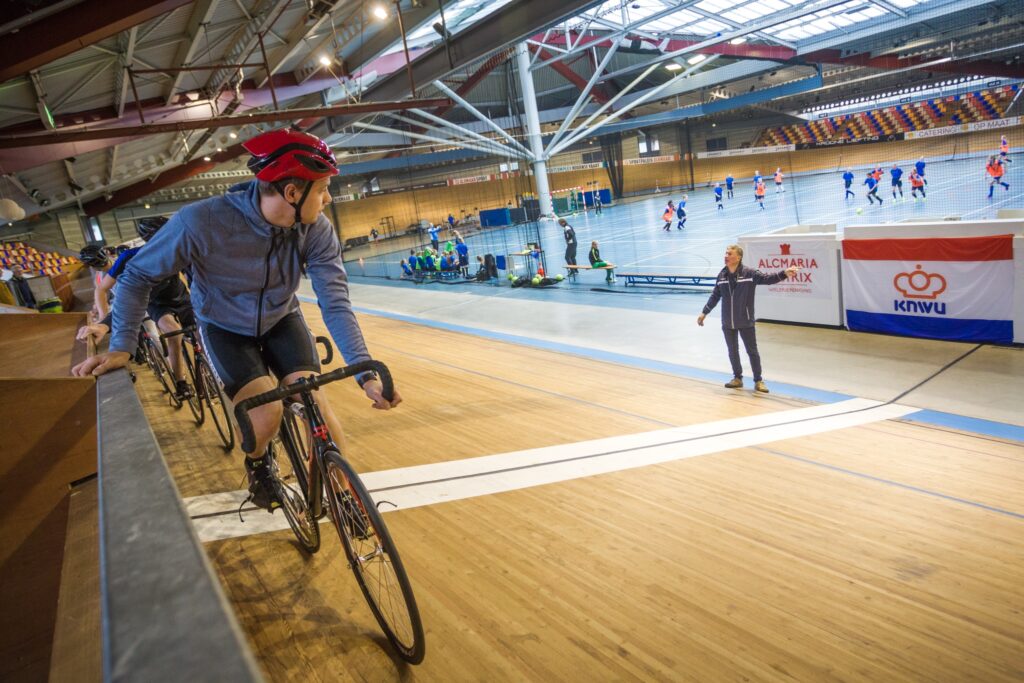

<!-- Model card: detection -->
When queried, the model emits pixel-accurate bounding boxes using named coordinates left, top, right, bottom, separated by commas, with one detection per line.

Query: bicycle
left=136, top=319, right=183, bottom=409
left=234, top=342, right=425, bottom=664
left=161, top=324, right=235, bottom=451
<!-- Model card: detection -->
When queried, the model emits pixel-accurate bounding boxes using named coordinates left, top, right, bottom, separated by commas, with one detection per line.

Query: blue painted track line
left=299, top=296, right=1022, bottom=443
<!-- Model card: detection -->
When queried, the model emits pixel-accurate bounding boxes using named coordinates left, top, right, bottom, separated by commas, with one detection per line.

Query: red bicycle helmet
left=243, top=129, right=339, bottom=182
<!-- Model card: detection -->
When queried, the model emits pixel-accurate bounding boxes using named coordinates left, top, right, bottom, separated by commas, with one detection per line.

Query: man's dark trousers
left=723, top=326, right=762, bottom=382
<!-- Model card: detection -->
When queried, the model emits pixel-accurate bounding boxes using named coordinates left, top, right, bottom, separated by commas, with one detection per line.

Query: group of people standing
left=402, top=233, right=470, bottom=278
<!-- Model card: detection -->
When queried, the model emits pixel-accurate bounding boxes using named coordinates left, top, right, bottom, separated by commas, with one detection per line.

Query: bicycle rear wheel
left=145, top=337, right=180, bottom=407
left=196, top=356, right=234, bottom=451
left=323, top=451, right=424, bottom=664
left=268, top=433, right=320, bottom=554
left=181, top=343, right=204, bottom=425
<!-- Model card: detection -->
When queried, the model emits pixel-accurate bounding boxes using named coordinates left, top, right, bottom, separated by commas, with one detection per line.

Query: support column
left=515, top=42, right=553, bottom=218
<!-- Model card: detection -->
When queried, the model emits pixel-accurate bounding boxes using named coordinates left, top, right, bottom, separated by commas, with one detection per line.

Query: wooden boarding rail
left=620, top=273, right=717, bottom=288
left=49, top=479, right=100, bottom=683
left=0, top=312, right=96, bottom=681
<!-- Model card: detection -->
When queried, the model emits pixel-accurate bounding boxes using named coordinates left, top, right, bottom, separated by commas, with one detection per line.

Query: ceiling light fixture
left=372, top=5, right=388, bottom=19
left=319, top=55, right=332, bottom=66
left=229, top=131, right=238, bottom=139
left=203, top=156, right=211, bottom=162
left=729, top=37, right=747, bottom=45
left=665, top=63, right=683, bottom=71
left=687, top=54, right=706, bottom=65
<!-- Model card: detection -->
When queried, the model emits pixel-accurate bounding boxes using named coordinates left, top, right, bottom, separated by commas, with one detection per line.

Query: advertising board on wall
left=795, top=133, right=904, bottom=149
left=904, top=116, right=1021, bottom=140
left=742, top=240, right=833, bottom=300
left=696, top=144, right=795, bottom=159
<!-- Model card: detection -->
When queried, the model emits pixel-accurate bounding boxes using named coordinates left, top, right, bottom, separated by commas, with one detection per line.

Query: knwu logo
left=893, top=264, right=947, bottom=315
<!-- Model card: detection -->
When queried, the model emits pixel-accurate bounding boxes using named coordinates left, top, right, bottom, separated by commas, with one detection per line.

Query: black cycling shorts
left=200, top=311, right=319, bottom=399
left=148, top=302, right=195, bottom=330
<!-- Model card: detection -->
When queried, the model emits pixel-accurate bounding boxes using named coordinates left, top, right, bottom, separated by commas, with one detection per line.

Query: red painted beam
left=805, top=49, right=1024, bottom=79
left=0, top=0, right=192, bottom=83
left=82, top=143, right=248, bottom=217
left=0, top=98, right=451, bottom=149
left=432, top=48, right=514, bottom=118
left=532, top=32, right=797, bottom=62
left=381, top=49, right=515, bottom=159
left=529, top=45, right=613, bottom=104
left=79, top=97, right=446, bottom=215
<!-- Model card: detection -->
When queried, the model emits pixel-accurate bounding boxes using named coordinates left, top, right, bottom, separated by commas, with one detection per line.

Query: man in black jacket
left=560, top=218, right=577, bottom=266
left=698, top=244, right=798, bottom=393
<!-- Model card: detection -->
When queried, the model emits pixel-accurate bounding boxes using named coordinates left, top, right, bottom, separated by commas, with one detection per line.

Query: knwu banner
left=842, top=234, right=1014, bottom=343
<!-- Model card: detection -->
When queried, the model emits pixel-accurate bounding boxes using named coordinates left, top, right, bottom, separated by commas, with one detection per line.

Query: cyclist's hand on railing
left=72, top=350, right=131, bottom=377
left=363, top=378, right=402, bottom=410
left=76, top=322, right=110, bottom=344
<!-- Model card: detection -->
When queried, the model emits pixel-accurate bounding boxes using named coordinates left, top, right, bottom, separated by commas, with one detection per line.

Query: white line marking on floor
left=186, top=398, right=917, bottom=543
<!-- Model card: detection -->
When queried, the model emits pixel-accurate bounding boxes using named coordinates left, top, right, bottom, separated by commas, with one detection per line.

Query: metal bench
left=566, top=264, right=615, bottom=282
left=619, top=273, right=716, bottom=288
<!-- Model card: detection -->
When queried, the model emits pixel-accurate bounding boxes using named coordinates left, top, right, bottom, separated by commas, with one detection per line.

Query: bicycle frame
left=285, top=380, right=340, bottom=522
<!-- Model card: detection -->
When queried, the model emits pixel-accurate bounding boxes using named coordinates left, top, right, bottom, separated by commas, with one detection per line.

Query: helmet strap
left=274, top=180, right=314, bottom=225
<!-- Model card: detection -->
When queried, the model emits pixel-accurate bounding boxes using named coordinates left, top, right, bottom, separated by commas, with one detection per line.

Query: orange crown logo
left=779, top=243, right=791, bottom=255
left=894, top=265, right=947, bottom=300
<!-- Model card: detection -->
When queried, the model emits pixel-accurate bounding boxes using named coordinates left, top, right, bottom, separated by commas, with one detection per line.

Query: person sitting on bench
left=589, top=241, right=614, bottom=284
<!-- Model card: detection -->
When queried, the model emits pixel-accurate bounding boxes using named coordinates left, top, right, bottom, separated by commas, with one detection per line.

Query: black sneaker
left=174, top=379, right=193, bottom=401
left=245, top=457, right=280, bottom=511
left=339, top=490, right=371, bottom=540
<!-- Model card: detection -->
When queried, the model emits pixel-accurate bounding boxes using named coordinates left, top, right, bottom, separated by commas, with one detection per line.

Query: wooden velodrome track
left=135, top=302, right=1023, bottom=682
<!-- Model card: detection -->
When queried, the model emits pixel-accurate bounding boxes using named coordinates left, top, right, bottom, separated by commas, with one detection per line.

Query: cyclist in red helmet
left=74, top=128, right=402, bottom=510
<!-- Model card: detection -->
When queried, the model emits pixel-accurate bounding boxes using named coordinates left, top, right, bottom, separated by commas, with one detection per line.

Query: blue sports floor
left=355, top=154, right=1023, bottom=281
left=533, top=155, right=1023, bottom=278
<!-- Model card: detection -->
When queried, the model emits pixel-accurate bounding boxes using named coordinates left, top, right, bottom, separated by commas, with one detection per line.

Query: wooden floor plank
left=133, top=308, right=1024, bottom=682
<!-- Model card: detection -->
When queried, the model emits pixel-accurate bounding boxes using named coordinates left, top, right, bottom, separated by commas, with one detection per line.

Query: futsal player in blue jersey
left=676, top=195, right=688, bottom=229
left=714, top=183, right=724, bottom=210
left=725, top=174, right=734, bottom=199
left=890, top=164, right=904, bottom=200
left=842, top=169, right=855, bottom=199
left=864, top=172, right=883, bottom=205
left=914, top=157, right=927, bottom=185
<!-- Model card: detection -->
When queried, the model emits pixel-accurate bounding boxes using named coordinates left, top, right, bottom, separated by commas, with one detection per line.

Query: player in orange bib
left=754, top=180, right=766, bottom=210
left=662, top=201, right=674, bottom=232
left=773, top=168, right=784, bottom=193
left=1000, top=135, right=1012, bottom=163
left=909, top=169, right=926, bottom=200
left=987, top=155, right=1009, bottom=198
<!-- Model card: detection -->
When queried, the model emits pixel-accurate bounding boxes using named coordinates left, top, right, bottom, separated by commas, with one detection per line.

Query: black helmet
left=79, top=244, right=110, bottom=268
left=137, top=216, right=169, bottom=242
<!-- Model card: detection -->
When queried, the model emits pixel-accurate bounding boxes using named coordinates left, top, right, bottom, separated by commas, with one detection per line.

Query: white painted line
left=187, top=399, right=917, bottom=543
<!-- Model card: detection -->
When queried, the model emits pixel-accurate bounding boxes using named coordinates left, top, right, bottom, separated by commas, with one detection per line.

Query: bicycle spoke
left=324, top=452, right=423, bottom=662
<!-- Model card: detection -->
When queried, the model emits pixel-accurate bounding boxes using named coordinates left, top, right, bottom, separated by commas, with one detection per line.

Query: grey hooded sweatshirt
left=109, top=181, right=370, bottom=371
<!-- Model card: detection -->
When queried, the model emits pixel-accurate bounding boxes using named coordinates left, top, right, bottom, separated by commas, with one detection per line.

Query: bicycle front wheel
left=323, top=451, right=425, bottom=664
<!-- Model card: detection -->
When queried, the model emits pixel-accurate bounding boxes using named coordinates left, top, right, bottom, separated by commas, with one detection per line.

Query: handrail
left=96, top=369, right=262, bottom=682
